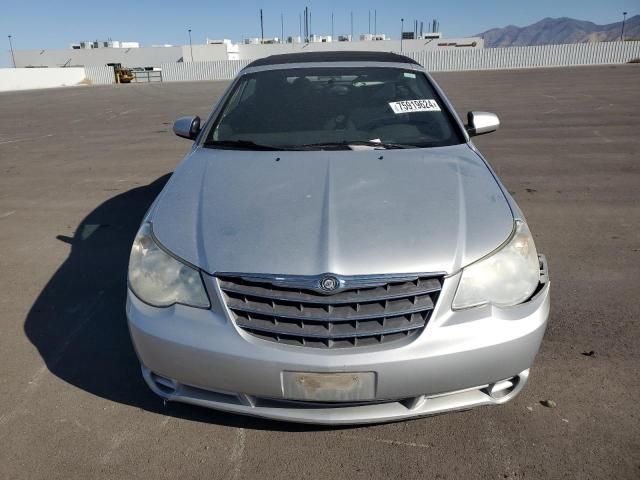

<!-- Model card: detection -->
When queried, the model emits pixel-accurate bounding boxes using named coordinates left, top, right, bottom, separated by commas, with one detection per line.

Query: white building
left=244, top=37, right=281, bottom=45
left=70, top=40, right=140, bottom=49
left=207, top=39, right=239, bottom=60
left=309, top=35, right=333, bottom=43
left=17, top=33, right=483, bottom=68
left=360, top=34, right=387, bottom=41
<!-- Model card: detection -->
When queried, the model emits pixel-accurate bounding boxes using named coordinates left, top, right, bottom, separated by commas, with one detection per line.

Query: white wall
left=0, top=68, right=87, bottom=92
left=182, top=44, right=230, bottom=62
left=235, top=38, right=483, bottom=60
left=14, top=46, right=185, bottom=68
left=14, top=38, right=483, bottom=67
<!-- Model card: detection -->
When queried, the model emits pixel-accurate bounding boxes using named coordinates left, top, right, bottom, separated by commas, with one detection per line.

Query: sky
left=1, top=0, right=637, bottom=67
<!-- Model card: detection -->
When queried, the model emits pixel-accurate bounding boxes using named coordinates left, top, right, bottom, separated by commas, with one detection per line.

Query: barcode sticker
left=389, top=99, right=441, bottom=114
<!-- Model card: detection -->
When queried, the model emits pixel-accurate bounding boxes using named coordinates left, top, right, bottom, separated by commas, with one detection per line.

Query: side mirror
left=173, top=116, right=201, bottom=140
left=466, top=111, right=500, bottom=137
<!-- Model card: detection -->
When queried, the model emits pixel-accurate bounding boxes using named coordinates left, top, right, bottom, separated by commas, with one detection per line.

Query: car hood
left=151, top=144, right=514, bottom=276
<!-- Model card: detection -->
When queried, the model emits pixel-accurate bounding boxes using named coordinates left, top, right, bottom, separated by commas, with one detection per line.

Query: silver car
left=126, top=51, right=550, bottom=424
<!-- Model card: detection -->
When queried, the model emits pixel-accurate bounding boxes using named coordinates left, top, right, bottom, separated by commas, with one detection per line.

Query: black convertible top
left=246, top=51, right=421, bottom=69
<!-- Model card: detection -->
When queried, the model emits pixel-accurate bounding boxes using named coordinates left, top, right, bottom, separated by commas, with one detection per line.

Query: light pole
left=304, top=7, right=309, bottom=43
left=8, top=35, right=16, bottom=68
left=188, top=29, right=193, bottom=62
left=400, top=19, right=404, bottom=52
left=350, top=11, right=354, bottom=41
left=331, top=12, right=334, bottom=40
left=621, top=12, right=628, bottom=41
left=374, top=10, right=377, bottom=36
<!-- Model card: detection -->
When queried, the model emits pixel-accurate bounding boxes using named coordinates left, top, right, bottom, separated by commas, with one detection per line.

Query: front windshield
left=205, top=66, right=465, bottom=150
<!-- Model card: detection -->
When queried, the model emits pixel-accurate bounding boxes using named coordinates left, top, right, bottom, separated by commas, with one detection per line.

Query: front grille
left=217, top=274, right=443, bottom=348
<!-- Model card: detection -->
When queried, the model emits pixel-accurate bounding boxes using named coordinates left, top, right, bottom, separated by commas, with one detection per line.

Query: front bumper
left=127, top=265, right=550, bottom=425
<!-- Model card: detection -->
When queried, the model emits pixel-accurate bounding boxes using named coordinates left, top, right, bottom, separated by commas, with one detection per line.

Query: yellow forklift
left=107, top=63, right=134, bottom=83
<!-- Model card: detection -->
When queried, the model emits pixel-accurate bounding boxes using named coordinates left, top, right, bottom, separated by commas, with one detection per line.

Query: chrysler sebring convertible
left=126, top=51, right=550, bottom=424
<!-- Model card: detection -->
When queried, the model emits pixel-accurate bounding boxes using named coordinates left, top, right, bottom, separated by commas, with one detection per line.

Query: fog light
left=485, top=376, right=518, bottom=399
left=150, top=372, right=177, bottom=395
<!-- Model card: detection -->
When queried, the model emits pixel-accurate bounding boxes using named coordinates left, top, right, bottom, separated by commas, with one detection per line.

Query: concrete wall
left=0, top=68, right=87, bottom=92
left=14, top=46, right=185, bottom=68
left=183, top=44, right=231, bottom=62
left=14, top=38, right=483, bottom=68
left=235, top=38, right=483, bottom=60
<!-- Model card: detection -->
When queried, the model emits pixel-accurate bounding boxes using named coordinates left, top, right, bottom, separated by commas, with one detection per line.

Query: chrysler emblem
left=320, top=275, right=339, bottom=292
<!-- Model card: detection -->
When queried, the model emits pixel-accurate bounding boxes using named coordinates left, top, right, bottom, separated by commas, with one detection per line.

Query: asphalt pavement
left=0, top=64, right=638, bottom=479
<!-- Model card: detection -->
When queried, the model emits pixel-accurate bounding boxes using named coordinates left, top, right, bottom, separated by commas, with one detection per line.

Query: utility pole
left=260, top=9, right=264, bottom=44
left=188, top=29, right=193, bottom=62
left=400, top=19, right=404, bottom=52
left=621, top=11, right=628, bottom=41
left=8, top=35, right=16, bottom=68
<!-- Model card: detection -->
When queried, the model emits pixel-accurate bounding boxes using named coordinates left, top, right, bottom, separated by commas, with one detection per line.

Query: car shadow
left=23, top=174, right=345, bottom=432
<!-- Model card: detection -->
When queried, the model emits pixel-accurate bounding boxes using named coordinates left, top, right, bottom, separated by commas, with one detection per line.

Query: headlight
left=452, top=221, right=539, bottom=310
left=128, top=223, right=210, bottom=308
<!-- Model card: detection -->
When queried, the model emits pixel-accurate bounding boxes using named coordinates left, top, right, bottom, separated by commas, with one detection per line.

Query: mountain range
left=477, top=15, right=640, bottom=47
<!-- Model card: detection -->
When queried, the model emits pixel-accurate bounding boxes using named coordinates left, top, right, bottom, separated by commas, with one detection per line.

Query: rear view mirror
left=173, top=116, right=201, bottom=140
left=466, top=111, right=500, bottom=137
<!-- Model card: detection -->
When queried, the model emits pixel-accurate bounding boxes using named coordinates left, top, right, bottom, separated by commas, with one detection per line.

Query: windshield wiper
left=294, top=140, right=416, bottom=150
left=204, top=139, right=418, bottom=151
left=203, top=139, right=291, bottom=151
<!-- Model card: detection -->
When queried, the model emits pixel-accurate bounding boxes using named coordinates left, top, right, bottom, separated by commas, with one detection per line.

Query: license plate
left=282, top=371, right=376, bottom=402
left=388, top=99, right=441, bottom=114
